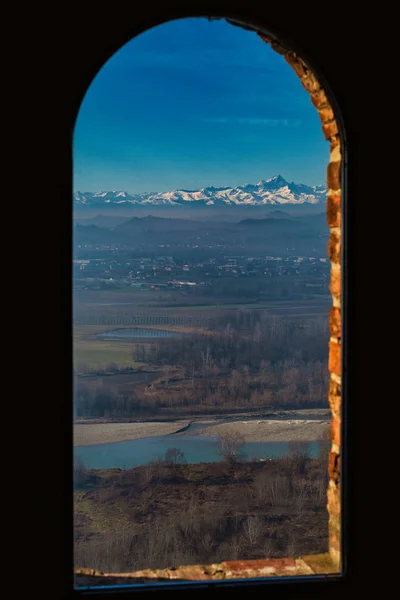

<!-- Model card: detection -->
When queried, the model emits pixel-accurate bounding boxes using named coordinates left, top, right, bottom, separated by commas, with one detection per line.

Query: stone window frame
left=74, top=13, right=345, bottom=592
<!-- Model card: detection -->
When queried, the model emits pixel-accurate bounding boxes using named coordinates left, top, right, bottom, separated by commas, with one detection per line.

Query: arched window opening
left=73, top=15, right=344, bottom=587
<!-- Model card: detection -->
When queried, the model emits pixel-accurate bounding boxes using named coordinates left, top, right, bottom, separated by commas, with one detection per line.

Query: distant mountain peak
left=74, top=176, right=327, bottom=208
left=262, top=174, right=287, bottom=185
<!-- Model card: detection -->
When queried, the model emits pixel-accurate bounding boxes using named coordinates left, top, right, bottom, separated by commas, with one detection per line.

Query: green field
left=74, top=326, right=137, bottom=370
left=73, top=324, right=204, bottom=371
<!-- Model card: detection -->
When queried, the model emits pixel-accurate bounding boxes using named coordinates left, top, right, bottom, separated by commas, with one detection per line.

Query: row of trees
left=134, top=314, right=328, bottom=369
left=74, top=313, right=210, bottom=327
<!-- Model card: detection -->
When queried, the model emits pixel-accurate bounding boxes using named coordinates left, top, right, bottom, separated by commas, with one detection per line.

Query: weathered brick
left=318, top=106, right=335, bottom=124
left=223, top=558, right=296, bottom=570
left=301, top=73, right=321, bottom=93
left=330, top=267, right=341, bottom=297
left=329, top=532, right=340, bottom=562
left=327, top=193, right=341, bottom=227
left=329, top=414, right=341, bottom=446
left=76, top=568, right=104, bottom=576
left=330, top=144, right=341, bottom=164
left=329, top=518, right=341, bottom=549
left=329, top=546, right=341, bottom=568
left=270, top=41, right=288, bottom=55
left=329, top=340, right=341, bottom=376
left=310, top=88, right=329, bottom=109
left=300, top=554, right=339, bottom=575
left=327, top=482, right=341, bottom=517
left=222, top=558, right=297, bottom=577
left=322, top=120, right=339, bottom=139
left=171, top=566, right=212, bottom=580
left=330, top=134, right=340, bottom=147
left=329, top=378, right=341, bottom=415
left=258, top=33, right=272, bottom=44
left=328, top=451, right=340, bottom=484
left=328, top=230, right=341, bottom=264
left=327, top=160, right=341, bottom=190
left=329, top=510, right=340, bottom=531
left=329, top=306, right=341, bottom=338
left=285, top=53, right=311, bottom=79
left=329, top=376, right=341, bottom=397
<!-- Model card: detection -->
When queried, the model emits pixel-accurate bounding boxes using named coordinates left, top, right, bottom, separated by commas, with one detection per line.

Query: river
left=74, top=433, right=321, bottom=470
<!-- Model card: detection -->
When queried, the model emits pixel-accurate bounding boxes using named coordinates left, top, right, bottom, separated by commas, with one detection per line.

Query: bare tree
left=287, top=440, right=311, bottom=475
left=147, top=455, right=164, bottom=483
left=165, top=447, right=185, bottom=464
left=242, top=514, right=263, bottom=547
left=164, top=448, right=186, bottom=471
left=216, top=431, right=246, bottom=463
left=262, top=539, right=274, bottom=559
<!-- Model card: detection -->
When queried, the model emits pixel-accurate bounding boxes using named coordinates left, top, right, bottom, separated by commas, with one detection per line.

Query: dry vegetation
left=75, top=313, right=329, bottom=419
left=74, top=440, right=329, bottom=573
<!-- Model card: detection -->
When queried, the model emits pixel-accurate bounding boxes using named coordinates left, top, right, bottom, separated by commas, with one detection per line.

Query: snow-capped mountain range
left=74, top=175, right=327, bottom=207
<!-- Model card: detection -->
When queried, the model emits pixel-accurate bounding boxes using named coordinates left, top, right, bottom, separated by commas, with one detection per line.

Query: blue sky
left=73, top=17, right=329, bottom=194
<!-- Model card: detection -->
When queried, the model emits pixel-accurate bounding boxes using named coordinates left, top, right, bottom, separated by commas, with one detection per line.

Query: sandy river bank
left=74, top=413, right=330, bottom=447
left=73, top=421, right=191, bottom=447
left=179, top=419, right=330, bottom=443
